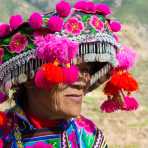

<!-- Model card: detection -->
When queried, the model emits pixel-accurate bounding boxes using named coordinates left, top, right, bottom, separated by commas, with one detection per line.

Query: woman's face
left=26, top=63, right=91, bottom=119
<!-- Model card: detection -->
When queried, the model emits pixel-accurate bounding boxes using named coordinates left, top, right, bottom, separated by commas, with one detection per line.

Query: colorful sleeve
left=74, top=116, right=108, bottom=148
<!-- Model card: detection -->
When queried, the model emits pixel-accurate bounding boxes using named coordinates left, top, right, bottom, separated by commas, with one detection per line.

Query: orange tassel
left=111, top=70, right=138, bottom=91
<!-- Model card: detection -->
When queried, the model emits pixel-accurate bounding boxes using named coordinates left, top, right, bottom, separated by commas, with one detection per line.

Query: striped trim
left=93, top=129, right=104, bottom=148
left=90, top=64, right=111, bottom=86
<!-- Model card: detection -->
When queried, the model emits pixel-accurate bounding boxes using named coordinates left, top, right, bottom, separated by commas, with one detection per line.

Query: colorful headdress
left=0, top=0, right=139, bottom=112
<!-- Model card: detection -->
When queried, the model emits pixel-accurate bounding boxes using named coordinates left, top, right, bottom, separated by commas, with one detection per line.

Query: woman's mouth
left=64, top=94, right=83, bottom=102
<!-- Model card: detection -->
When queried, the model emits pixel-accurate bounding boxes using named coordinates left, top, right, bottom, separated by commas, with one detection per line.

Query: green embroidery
left=3, top=49, right=16, bottom=62
left=82, top=15, right=91, bottom=22
left=27, top=43, right=35, bottom=50
left=1, top=37, right=11, bottom=45
left=91, top=28, right=97, bottom=34
left=47, top=139, right=61, bottom=148
left=98, top=15, right=106, bottom=23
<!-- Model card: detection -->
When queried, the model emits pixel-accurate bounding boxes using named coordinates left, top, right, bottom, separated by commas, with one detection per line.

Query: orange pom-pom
left=0, top=112, right=7, bottom=128
left=111, top=70, right=138, bottom=91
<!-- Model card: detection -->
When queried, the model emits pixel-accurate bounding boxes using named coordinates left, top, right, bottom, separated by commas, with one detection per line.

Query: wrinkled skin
left=25, top=63, right=91, bottom=120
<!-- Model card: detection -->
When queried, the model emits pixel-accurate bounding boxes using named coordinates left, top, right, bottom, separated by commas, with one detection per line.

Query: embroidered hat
left=0, top=0, right=139, bottom=112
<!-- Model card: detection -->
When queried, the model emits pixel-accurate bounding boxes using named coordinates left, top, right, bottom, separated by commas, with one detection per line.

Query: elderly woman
left=0, top=0, right=139, bottom=147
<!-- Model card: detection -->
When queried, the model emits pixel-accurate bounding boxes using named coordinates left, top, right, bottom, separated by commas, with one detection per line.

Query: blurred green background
left=0, top=0, right=148, bottom=147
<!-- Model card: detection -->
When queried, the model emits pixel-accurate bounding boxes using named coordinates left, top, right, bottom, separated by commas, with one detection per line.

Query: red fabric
left=26, top=113, right=64, bottom=129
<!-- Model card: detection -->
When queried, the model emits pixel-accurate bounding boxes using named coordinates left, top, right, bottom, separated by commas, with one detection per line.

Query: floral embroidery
left=64, top=17, right=84, bottom=35
left=9, top=32, right=28, bottom=53
left=76, top=117, right=95, bottom=134
left=89, top=15, right=104, bottom=31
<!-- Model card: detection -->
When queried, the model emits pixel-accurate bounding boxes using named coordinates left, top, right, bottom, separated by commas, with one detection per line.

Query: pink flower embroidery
left=76, top=116, right=95, bottom=133
left=64, top=17, right=84, bottom=35
left=89, top=15, right=104, bottom=31
left=9, top=32, right=28, bottom=53
left=25, top=142, right=53, bottom=148
left=0, top=48, right=4, bottom=64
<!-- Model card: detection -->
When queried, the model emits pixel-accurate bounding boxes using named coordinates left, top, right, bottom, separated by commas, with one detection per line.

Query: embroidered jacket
left=0, top=106, right=108, bottom=148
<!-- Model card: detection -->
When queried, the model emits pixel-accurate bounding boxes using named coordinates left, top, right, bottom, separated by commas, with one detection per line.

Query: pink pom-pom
left=34, top=69, right=52, bottom=91
left=74, top=1, right=96, bottom=13
left=56, top=0, right=71, bottom=17
left=0, top=23, right=10, bottom=38
left=122, top=96, right=139, bottom=111
left=0, top=92, right=7, bottom=103
left=48, top=16, right=63, bottom=33
left=29, top=12, right=43, bottom=29
left=63, top=39, right=78, bottom=60
left=117, top=45, right=138, bottom=69
left=9, top=14, right=23, bottom=30
left=95, top=3, right=111, bottom=16
left=100, top=98, right=120, bottom=113
left=63, top=65, right=79, bottom=84
left=109, top=21, right=122, bottom=32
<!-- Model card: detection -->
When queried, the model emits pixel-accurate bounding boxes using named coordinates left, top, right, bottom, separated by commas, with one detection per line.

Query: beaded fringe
left=0, top=41, right=116, bottom=91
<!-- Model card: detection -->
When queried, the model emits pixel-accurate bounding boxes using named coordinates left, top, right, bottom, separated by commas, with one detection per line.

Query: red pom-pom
left=56, top=0, right=71, bottom=17
left=111, top=70, right=138, bottom=92
left=42, top=63, right=65, bottom=84
left=0, top=112, right=7, bottom=128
